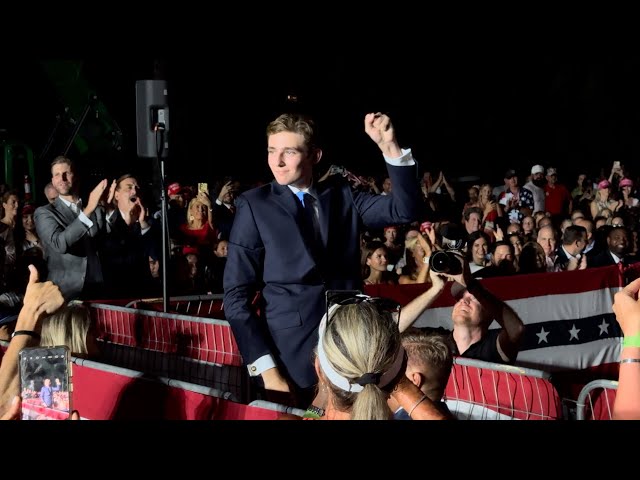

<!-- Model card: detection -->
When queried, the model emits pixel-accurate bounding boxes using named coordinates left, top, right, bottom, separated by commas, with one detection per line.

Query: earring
left=189, top=215, right=194, bottom=222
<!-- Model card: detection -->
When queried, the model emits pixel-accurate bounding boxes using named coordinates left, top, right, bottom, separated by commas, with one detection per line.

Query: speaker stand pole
left=136, top=78, right=170, bottom=313
left=158, top=154, right=169, bottom=313
left=154, top=125, right=169, bottom=313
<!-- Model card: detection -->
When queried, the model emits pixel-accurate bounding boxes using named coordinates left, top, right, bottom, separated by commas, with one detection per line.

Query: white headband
left=317, top=304, right=405, bottom=393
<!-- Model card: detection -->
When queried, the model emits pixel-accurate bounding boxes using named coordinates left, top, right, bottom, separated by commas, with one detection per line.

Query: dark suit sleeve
left=85, top=206, right=105, bottom=238
left=589, top=251, right=615, bottom=268
left=34, top=207, right=92, bottom=255
left=223, top=195, right=270, bottom=366
left=354, top=161, right=420, bottom=229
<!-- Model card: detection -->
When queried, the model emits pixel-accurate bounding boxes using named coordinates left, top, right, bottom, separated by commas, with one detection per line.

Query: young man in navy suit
left=223, top=112, right=420, bottom=406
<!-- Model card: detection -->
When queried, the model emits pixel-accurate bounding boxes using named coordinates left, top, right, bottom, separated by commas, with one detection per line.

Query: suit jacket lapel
left=54, top=197, right=77, bottom=225
left=271, top=182, right=300, bottom=220
left=271, top=180, right=332, bottom=249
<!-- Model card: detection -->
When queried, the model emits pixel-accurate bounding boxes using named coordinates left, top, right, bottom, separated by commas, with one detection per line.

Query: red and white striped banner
left=366, top=264, right=625, bottom=373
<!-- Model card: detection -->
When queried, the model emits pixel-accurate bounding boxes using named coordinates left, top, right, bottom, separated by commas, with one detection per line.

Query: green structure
left=0, top=138, right=36, bottom=202
left=40, top=60, right=123, bottom=157
left=1, top=61, right=126, bottom=199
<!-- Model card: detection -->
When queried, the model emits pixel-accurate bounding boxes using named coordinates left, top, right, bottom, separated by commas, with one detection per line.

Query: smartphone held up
left=18, top=346, right=72, bottom=420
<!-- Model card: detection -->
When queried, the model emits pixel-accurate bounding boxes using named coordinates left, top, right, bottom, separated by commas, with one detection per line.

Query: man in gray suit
left=34, top=156, right=110, bottom=301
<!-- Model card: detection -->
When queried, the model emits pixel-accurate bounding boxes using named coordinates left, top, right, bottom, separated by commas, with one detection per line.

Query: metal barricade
left=72, top=357, right=287, bottom=420
left=575, top=379, right=618, bottom=420
left=125, top=294, right=225, bottom=318
left=444, top=356, right=563, bottom=420
left=86, top=302, right=251, bottom=403
left=248, top=400, right=306, bottom=418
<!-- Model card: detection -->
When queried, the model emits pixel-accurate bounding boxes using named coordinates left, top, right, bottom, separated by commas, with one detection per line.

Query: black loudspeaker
left=135, top=80, right=169, bottom=158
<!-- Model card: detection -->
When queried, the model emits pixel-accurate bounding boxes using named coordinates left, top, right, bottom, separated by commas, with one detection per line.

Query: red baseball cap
left=420, top=221, right=432, bottom=234
left=620, top=178, right=634, bottom=188
left=182, top=246, right=199, bottom=256
left=167, top=182, right=183, bottom=196
left=22, top=204, right=35, bottom=216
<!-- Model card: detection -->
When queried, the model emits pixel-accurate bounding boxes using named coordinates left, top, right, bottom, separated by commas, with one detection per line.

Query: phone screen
left=19, top=346, right=72, bottom=420
left=198, top=183, right=208, bottom=194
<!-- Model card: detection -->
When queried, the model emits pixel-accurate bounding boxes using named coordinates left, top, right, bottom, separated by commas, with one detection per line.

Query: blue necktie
left=295, top=191, right=307, bottom=207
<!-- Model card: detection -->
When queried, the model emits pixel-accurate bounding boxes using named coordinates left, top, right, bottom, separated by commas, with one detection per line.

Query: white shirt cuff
left=215, top=198, right=223, bottom=206
left=383, top=148, right=415, bottom=166
left=247, top=355, right=277, bottom=377
left=141, top=226, right=151, bottom=235
left=78, top=212, right=94, bottom=229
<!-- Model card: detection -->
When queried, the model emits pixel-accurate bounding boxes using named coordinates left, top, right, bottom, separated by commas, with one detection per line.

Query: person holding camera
left=398, top=252, right=525, bottom=365
left=0, top=265, right=65, bottom=418
left=449, top=258, right=525, bottom=363
left=212, top=178, right=239, bottom=241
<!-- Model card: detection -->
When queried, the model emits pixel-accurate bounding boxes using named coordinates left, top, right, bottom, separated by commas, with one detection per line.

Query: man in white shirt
left=381, top=176, right=392, bottom=196
left=34, top=156, right=108, bottom=301
left=589, top=227, right=634, bottom=268
left=554, top=225, right=587, bottom=271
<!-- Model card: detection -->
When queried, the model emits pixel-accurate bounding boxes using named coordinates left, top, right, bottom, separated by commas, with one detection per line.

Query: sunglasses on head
left=325, top=290, right=401, bottom=326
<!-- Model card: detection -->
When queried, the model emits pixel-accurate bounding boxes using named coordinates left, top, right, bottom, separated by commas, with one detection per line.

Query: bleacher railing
left=575, top=379, right=618, bottom=420
left=85, top=301, right=250, bottom=402
left=444, top=356, right=563, bottom=420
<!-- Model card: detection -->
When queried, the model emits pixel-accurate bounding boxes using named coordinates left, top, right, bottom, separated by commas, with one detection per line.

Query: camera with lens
left=429, top=223, right=465, bottom=275
left=429, top=250, right=463, bottom=275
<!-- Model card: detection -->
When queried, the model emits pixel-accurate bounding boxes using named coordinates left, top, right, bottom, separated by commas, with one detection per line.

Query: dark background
left=2, top=56, right=640, bottom=204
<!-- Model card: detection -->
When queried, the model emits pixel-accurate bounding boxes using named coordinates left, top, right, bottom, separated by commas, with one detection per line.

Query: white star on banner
left=536, top=327, right=550, bottom=344
left=598, top=319, right=610, bottom=336
left=569, top=324, right=581, bottom=341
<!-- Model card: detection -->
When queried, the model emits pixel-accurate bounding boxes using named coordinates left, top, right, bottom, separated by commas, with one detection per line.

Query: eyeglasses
left=612, top=223, right=624, bottom=227
left=325, top=290, right=401, bottom=327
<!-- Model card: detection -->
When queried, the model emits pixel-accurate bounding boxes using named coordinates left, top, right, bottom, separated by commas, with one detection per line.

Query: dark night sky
left=3, top=56, right=640, bottom=201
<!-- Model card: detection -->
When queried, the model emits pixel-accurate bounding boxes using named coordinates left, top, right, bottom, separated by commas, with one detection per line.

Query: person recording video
left=399, top=248, right=525, bottom=365
left=213, top=177, right=239, bottom=241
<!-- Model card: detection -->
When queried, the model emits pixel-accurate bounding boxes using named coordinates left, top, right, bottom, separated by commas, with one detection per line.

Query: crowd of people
left=1, top=108, right=640, bottom=420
